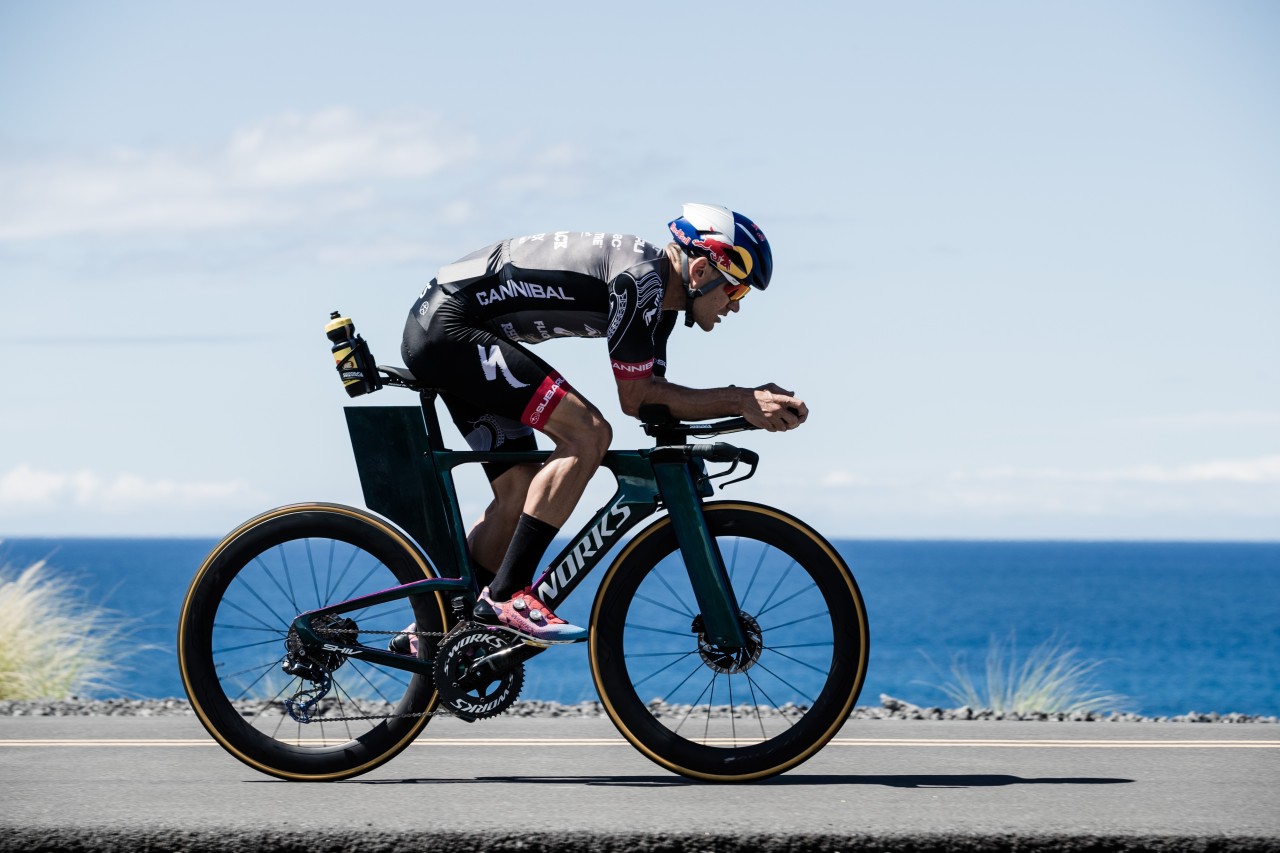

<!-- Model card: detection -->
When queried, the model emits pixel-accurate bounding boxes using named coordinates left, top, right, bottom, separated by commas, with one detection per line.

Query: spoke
left=330, top=678, right=372, bottom=741
left=337, top=559, right=387, bottom=609
left=242, top=680, right=293, bottom=732
left=658, top=657, right=714, bottom=708
left=278, top=546, right=300, bottom=614
left=755, top=563, right=804, bottom=618
left=211, top=623, right=288, bottom=634
left=743, top=673, right=769, bottom=740
left=323, top=539, right=337, bottom=612
left=751, top=658, right=820, bottom=707
left=229, top=574, right=293, bottom=633
left=253, top=553, right=299, bottom=615
left=702, top=674, right=717, bottom=743
left=768, top=640, right=837, bottom=650
left=344, top=659, right=399, bottom=707
left=741, top=670, right=799, bottom=729
left=630, top=648, right=700, bottom=691
left=218, top=593, right=285, bottom=636
left=764, top=610, right=830, bottom=632
left=623, top=622, right=697, bottom=639
left=671, top=671, right=716, bottom=739
left=738, top=543, right=770, bottom=610
left=373, top=664, right=412, bottom=690
left=648, top=565, right=695, bottom=619
left=763, top=645, right=835, bottom=677
left=229, top=655, right=291, bottom=701
left=270, top=696, right=291, bottom=740
left=212, top=635, right=289, bottom=655
left=726, top=672, right=737, bottom=745
left=632, top=589, right=694, bottom=620
left=327, top=544, right=364, bottom=604
left=305, top=539, right=324, bottom=611
left=219, top=654, right=285, bottom=692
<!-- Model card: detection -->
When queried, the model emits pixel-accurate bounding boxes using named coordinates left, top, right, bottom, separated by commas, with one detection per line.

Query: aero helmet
left=667, top=203, right=773, bottom=294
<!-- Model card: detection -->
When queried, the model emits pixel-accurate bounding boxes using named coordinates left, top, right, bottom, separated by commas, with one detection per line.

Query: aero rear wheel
left=178, top=504, right=449, bottom=781
left=589, top=502, right=869, bottom=781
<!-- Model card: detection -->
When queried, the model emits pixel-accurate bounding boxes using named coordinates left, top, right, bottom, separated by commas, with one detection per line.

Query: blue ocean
left=2, top=537, right=1277, bottom=718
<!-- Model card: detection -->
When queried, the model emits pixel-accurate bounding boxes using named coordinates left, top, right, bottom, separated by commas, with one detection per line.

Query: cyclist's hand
left=745, top=384, right=808, bottom=432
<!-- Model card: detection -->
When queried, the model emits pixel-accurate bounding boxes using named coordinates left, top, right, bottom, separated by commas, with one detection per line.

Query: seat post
left=419, top=390, right=446, bottom=452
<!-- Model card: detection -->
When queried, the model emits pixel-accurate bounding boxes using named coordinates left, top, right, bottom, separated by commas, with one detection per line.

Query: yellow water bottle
left=325, top=311, right=380, bottom=397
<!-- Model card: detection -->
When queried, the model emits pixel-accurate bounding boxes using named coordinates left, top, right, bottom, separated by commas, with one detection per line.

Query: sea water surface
left=2, top=537, right=1277, bottom=718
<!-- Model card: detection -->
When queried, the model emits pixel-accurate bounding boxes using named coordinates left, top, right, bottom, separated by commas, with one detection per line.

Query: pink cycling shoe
left=473, top=586, right=588, bottom=644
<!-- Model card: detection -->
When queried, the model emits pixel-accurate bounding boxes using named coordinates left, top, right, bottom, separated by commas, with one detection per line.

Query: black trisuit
left=402, top=231, right=677, bottom=476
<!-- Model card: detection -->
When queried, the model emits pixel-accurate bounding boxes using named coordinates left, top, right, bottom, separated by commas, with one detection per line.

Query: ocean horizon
left=2, top=536, right=1277, bottom=718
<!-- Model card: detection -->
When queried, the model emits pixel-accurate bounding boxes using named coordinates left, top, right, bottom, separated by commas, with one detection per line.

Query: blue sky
left=1, top=1, right=1277, bottom=539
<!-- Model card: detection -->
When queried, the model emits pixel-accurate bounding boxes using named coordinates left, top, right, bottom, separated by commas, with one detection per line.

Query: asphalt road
left=2, top=714, right=1277, bottom=852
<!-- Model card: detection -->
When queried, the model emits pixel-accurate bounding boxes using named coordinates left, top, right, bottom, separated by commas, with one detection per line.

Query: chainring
left=433, top=623, right=524, bottom=722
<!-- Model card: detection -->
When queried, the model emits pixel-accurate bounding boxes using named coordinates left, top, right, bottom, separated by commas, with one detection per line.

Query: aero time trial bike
left=177, top=340, right=870, bottom=783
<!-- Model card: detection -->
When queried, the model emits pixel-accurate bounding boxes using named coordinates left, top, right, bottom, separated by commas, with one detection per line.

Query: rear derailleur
left=281, top=614, right=357, bottom=723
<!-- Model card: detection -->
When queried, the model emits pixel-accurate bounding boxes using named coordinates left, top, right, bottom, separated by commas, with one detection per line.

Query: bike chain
left=283, top=624, right=517, bottom=723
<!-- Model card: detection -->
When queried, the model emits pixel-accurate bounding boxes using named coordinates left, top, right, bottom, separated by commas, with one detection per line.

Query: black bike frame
left=290, top=391, right=748, bottom=675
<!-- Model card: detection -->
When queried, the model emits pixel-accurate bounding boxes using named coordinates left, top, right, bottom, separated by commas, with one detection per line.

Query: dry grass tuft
left=0, top=560, right=129, bottom=699
left=923, top=631, right=1130, bottom=715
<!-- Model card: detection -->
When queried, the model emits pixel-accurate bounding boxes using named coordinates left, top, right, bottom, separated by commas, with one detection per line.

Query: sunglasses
left=719, top=271, right=751, bottom=301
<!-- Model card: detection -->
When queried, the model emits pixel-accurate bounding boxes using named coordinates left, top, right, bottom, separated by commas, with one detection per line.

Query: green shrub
left=0, top=560, right=127, bottom=699
left=922, top=631, right=1129, bottom=715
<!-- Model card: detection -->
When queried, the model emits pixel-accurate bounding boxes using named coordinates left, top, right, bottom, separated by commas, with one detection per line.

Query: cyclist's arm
left=616, top=376, right=807, bottom=431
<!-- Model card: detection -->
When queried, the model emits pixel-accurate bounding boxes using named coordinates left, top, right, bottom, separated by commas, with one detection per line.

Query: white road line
left=2, top=737, right=1277, bottom=749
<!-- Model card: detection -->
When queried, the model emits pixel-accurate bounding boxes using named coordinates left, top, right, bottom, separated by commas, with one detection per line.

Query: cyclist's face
left=690, top=259, right=741, bottom=332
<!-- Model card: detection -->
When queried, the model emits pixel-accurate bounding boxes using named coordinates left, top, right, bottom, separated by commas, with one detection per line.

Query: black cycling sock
left=487, top=513, right=559, bottom=601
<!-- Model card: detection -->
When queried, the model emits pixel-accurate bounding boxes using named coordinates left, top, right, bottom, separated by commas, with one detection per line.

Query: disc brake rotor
left=694, top=612, right=764, bottom=674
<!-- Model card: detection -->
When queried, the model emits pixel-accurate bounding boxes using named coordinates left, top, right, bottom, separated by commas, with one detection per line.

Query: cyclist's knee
left=544, top=396, right=611, bottom=465
left=572, top=407, right=611, bottom=463
left=587, top=420, right=612, bottom=465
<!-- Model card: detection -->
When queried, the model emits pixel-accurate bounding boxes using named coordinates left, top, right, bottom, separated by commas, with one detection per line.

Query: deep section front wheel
left=178, top=504, right=449, bottom=781
left=589, top=502, right=869, bottom=781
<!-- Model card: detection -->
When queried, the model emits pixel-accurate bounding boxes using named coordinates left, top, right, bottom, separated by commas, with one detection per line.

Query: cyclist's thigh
left=403, top=304, right=573, bottom=477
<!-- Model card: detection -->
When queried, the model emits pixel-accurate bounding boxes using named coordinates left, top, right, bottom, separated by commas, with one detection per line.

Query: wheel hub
left=282, top=614, right=358, bottom=682
left=693, top=612, right=763, bottom=674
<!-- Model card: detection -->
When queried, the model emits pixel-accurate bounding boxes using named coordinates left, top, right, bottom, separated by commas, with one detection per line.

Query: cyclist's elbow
left=616, top=386, right=647, bottom=419
left=617, top=376, right=664, bottom=419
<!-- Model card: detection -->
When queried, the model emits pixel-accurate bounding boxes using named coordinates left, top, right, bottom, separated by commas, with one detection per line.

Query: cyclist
left=399, top=203, right=807, bottom=644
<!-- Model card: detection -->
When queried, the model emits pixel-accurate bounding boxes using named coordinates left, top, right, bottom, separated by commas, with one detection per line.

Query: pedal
left=387, top=632, right=414, bottom=655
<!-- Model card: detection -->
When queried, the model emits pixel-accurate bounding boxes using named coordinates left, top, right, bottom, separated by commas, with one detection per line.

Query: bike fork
left=652, top=462, right=747, bottom=649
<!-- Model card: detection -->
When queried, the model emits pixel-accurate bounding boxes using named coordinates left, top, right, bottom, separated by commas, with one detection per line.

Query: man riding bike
left=398, top=203, right=807, bottom=644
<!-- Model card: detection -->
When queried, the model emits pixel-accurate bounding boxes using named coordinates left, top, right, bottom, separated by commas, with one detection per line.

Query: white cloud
left=0, top=464, right=265, bottom=514
left=0, top=108, right=475, bottom=241
left=805, top=455, right=1280, bottom=523
left=225, top=108, right=467, bottom=187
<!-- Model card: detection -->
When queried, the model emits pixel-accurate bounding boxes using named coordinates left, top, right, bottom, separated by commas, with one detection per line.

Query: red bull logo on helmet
left=693, top=238, right=752, bottom=280
left=669, top=220, right=695, bottom=246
